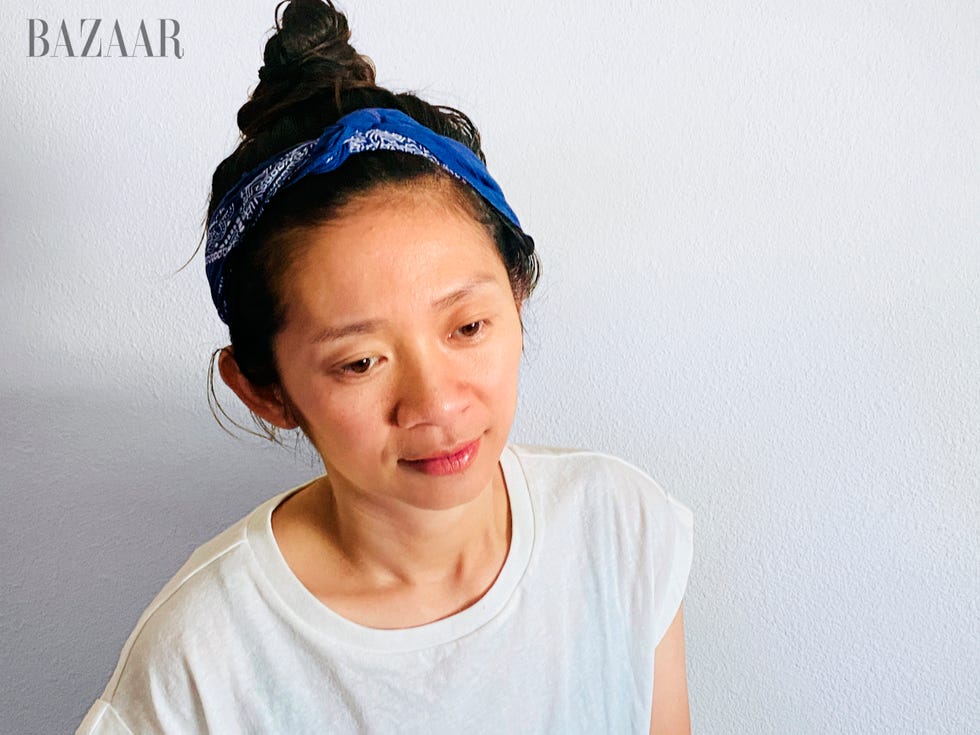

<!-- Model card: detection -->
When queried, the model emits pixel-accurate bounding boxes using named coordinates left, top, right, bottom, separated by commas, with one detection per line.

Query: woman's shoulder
left=97, top=493, right=285, bottom=703
left=507, top=442, right=693, bottom=543
left=79, top=512, right=261, bottom=732
left=508, top=444, right=693, bottom=640
left=508, top=443, right=679, bottom=501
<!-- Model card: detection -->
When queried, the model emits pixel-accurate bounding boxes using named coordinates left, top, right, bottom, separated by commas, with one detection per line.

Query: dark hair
left=206, top=0, right=539, bottom=439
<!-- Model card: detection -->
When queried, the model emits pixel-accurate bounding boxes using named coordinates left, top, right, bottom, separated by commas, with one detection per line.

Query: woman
left=78, top=1, right=693, bottom=732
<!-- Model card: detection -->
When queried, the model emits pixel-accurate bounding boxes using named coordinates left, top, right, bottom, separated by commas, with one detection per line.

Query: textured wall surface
left=2, top=2, right=978, bottom=733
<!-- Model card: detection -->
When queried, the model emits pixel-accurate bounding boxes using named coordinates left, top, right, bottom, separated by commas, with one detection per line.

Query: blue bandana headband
left=205, top=107, right=524, bottom=324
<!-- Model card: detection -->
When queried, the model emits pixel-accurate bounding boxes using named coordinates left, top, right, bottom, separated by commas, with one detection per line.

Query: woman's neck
left=271, top=464, right=512, bottom=627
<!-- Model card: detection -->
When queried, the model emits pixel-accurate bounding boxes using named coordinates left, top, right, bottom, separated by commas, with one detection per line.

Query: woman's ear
left=217, top=347, right=299, bottom=430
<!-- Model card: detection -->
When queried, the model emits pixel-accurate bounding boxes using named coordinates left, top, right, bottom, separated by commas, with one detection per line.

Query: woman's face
left=272, top=183, right=523, bottom=512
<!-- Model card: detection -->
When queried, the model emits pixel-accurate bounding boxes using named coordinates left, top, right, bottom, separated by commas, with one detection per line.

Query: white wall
left=2, top=2, right=977, bottom=732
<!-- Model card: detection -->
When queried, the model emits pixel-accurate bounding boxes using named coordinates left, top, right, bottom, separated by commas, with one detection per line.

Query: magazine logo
left=28, top=19, right=183, bottom=58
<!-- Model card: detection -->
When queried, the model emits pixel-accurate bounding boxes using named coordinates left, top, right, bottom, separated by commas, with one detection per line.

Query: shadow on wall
left=0, top=385, right=315, bottom=733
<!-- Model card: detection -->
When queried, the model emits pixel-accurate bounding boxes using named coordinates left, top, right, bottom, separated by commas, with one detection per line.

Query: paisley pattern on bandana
left=205, top=141, right=316, bottom=267
left=344, top=128, right=439, bottom=161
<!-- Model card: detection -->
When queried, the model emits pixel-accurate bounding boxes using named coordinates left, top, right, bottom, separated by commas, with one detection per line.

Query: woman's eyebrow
left=310, top=319, right=384, bottom=344
left=431, top=275, right=498, bottom=311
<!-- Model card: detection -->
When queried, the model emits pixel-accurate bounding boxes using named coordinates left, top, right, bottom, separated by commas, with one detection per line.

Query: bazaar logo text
left=28, top=19, right=183, bottom=58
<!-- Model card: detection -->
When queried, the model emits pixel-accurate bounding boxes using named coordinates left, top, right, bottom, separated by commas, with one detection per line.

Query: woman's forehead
left=279, top=190, right=510, bottom=323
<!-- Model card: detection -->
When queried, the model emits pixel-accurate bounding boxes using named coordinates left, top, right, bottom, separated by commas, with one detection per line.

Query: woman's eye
left=454, top=320, right=485, bottom=339
left=341, top=356, right=378, bottom=375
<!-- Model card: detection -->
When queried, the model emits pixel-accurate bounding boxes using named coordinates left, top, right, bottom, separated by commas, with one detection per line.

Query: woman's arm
left=650, top=604, right=691, bottom=734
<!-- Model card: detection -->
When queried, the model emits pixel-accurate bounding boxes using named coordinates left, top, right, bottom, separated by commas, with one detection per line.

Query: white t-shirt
left=77, top=445, right=693, bottom=734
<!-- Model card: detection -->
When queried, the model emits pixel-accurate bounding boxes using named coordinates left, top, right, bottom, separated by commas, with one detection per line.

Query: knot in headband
left=205, top=107, right=524, bottom=324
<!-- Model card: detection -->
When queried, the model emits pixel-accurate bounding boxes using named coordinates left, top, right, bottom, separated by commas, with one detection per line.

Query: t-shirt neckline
left=245, top=445, right=533, bottom=652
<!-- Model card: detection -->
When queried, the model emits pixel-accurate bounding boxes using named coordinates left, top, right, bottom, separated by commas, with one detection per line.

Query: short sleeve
left=649, top=494, right=694, bottom=645
left=76, top=700, right=134, bottom=735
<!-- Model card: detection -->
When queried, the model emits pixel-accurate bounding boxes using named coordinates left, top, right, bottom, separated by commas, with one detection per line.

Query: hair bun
left=239, top=0, right=376, bottom=138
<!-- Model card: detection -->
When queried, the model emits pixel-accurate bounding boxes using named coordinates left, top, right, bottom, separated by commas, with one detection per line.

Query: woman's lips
left=400, top=438, right=481, bottom=476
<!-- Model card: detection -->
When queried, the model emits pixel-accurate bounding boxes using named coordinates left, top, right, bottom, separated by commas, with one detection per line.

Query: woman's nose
left=392, top=346, right=468, bottom=429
